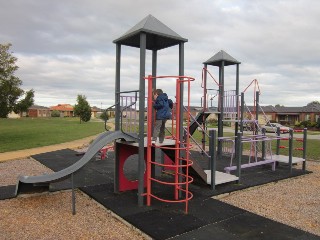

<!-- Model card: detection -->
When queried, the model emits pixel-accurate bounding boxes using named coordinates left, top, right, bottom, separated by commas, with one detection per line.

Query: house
left=91, top=106, right=103, bottom=118
left=248, top=103, right=320, bottom=125
left=50, top=104, right=74, bottom=117
left=27, top=105, right=51, bottom=118
left=7, top=111, right=20, bottom=118
left=275, top=103, right=320, bottom=124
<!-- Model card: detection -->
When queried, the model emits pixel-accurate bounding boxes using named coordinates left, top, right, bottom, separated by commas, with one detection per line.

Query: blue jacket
left=153, top=93, right=173, bottom=120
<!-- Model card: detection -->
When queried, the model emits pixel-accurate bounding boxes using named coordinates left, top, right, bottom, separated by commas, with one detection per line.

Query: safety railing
left=145, top=75, right=195, bottom=213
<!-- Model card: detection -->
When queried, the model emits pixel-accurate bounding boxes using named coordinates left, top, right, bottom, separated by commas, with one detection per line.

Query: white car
left=262, top=123, right=290, bottom=134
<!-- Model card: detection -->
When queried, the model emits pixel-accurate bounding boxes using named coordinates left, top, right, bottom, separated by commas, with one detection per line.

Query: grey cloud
left=1, top=0, right=320, bottom=108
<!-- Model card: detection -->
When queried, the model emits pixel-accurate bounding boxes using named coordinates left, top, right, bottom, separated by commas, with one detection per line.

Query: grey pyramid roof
left=203, top=50, right=240, bottom=66
left=113, top=14, right=187, bottom=50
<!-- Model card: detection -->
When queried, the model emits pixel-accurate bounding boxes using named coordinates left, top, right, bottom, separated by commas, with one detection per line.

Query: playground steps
left=271, top=155, right=305, bottom=164
left=161, top=147, right=239, bottom=186
left=161, top=147, right=208, bottom=183
left=188, top=111, right=211, bottom=136
left=204, top=170, right=239, bottom=185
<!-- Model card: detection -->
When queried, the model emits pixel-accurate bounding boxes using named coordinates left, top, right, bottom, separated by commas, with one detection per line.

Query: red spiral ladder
left=145, top=75, right=194, bottom=213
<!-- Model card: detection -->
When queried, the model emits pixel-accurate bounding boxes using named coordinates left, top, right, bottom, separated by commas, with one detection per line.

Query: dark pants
left=152, top=119, right=167, bottom=143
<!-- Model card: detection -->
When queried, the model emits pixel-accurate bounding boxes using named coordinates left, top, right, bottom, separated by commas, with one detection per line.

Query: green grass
left=269, top=138, right=320, bottom=161
left=2, top=118, right=319, bottom=161
left=0, top=118, right=105, bottom=153
left=293, top=130, right=320, bottom=135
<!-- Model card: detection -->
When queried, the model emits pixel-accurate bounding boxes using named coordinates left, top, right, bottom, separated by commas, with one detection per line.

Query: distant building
left=247, top=103, right=320, bottom=125
left=50, top=104, right=74, bottom=117
left=7, top=112, right=20, bottom=118
left=27, top=105, right=51, bottom=117
left=91, top=106, right=102, bottom=118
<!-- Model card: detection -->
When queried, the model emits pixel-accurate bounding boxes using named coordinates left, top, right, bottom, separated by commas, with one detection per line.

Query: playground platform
left=0, top=149, right=319, bottom=239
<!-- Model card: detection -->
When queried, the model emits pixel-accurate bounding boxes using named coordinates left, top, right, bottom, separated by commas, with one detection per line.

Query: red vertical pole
left=185, top=78, right=192, bottom=213
left=146, top=75, right=153, bottom=206
left=174, top=78, right=180, bottom=200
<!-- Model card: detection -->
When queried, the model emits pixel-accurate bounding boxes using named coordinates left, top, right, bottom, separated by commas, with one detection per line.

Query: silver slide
left=16, top=131, right=137, bottom=195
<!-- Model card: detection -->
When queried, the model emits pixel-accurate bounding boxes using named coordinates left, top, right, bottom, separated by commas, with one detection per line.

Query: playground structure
left=184, top=51, right=307, bottom=190
left=15, top=14, right=307, bottom=214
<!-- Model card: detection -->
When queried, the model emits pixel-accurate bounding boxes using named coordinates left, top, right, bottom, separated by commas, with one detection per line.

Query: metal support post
left=71, top=173, right=76, bottom=215
left=236, top=132, right=242, bottom=182
left=209, top=130, right=217, bottom=190
left=262, top=128, right=266, bottom=160
left=240, top=92, right=244, bottom=133
left=276, top=127, right=280, bottom=155
left=138, top=33, right=146, bottom=206
left=288, top=129, right=293, bottom=173
left=302, top=128, right=307, bottom=171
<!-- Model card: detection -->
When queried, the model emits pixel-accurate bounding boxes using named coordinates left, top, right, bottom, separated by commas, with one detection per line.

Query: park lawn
left=0, top=118, right=105, bottom=153
left=269, top=138, right=320, bottom=161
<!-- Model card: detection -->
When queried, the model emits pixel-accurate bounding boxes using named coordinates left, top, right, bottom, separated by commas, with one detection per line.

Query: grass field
left=1, top=118, right=319, bottom=161
left=0, top=118, right=105, bottom=153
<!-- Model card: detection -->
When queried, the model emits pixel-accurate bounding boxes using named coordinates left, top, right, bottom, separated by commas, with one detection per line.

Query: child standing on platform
left=152, top=89, right=173, bottom=144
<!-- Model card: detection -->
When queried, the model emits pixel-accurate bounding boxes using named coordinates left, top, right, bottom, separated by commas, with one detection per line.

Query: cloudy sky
left=1, top=0, right=319, bottom=108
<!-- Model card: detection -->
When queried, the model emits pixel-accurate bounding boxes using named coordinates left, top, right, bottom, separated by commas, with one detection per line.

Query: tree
left=275, top=104, right=284, bottom=108
left=0, top=43, right=34, bottom=118
left=74, top=94, right=91, bottom=123
left=14, top=89, right=35, bottom=114
left=307, top=100, right=320, bottom=106
left=99, top=110, right=109, bottom=122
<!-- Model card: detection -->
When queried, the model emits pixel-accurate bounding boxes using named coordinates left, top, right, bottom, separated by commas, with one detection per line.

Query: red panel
left=117, top=143, right=147, bottom=192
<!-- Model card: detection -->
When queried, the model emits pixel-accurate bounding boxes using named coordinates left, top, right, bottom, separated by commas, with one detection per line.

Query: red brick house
left=50, top=104, right=74, bottom=117
left=27, top=105, right=51, bottom=117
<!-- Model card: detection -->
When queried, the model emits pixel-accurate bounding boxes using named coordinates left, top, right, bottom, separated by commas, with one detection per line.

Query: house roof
left=247, top=103, right=320, bottom=114
left=28, top=105, right=49, bottom=110
left=113, top=14, right=187, bottom=50
left=91, top=106, right=102, bottom=112
left=275, top=106, right=304, bottom=114
left=50, top=104, right=74, bottom=111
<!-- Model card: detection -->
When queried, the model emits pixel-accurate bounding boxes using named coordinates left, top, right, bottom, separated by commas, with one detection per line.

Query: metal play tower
left=113, top=14, right=190, bottom=208
left=202, top=50, right=241, bottom=156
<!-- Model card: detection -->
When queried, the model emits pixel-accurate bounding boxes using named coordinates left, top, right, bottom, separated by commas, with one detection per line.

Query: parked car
left=242, top=122, right=257, bottom=131
left=262, top=123, right=290, bottom=133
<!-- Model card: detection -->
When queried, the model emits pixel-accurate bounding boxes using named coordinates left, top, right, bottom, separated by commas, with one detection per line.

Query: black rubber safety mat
left=30, top=149, right=114, bottom=191
left=81, top=184, right=320, bottom=240
left=0, top=185, right=16, bottom=200
left=1, top=148, right=318, bottom=239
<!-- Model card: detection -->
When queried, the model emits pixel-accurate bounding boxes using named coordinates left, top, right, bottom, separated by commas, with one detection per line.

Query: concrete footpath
left=0, top=134, right=99, bottom=162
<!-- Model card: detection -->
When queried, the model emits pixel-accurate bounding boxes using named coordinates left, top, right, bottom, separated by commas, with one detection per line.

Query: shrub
left=100, top=110, right=109, bottom=122
left=299, top=120, right=317, bottom=128
left=294, top=121, right=301, bottom=128
left=207, top=118, right=218, bottom=126
left=51, top=110, right=60, bottom=117
left=308, top=121, right=317, bottom=128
